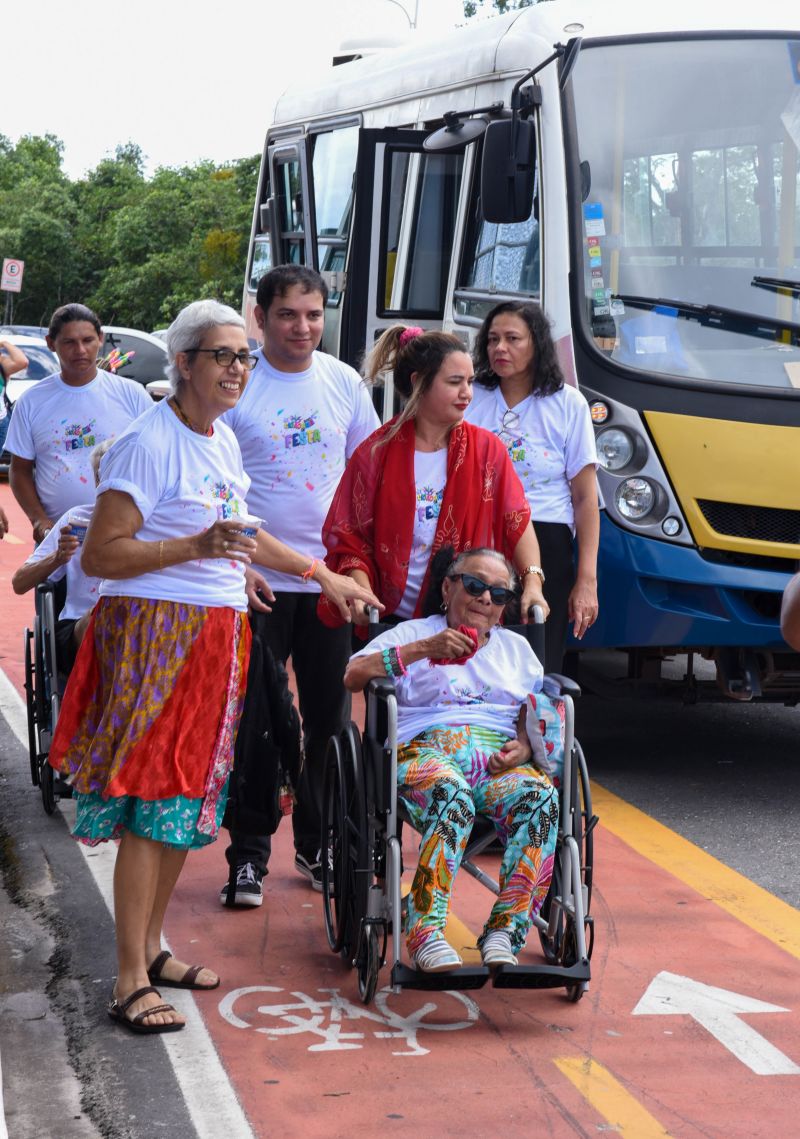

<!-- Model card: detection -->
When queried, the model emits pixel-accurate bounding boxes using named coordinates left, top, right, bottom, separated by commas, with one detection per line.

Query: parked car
left=100, top=326, right=168, bottom=389
left=0, top=333, right=60, bottom=475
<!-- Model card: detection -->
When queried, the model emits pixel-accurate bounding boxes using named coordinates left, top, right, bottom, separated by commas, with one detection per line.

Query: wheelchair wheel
left=321, top=727, right=370, bottom=960
left=561, top=921, right=584, bottom=1003
left=322, top=734, right=349, bottom=953
left=538, top=739, right=586, bottom=964
left=575, top=739, right=594, bottom=912
left=24, top=629, right=39, bottom=787
left=356, top=922, right=381, bottom=1005
left=40, top=761, right=57, bottom=816
left=339, top=725, right=371, bottom=962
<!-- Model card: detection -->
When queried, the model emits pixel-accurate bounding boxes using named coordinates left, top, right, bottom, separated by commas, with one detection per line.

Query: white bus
left=244, top=1, right=800, bottom=701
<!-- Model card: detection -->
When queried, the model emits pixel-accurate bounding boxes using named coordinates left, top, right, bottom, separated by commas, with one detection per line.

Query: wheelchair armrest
left=542, top=673, right=582, bottom=699
left=366, top=676, right=397, bottom=699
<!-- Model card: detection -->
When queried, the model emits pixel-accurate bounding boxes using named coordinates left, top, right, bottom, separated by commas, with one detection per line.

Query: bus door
left=244, top=136, right=317, bottom=339
left=342, top=128, right=466, bottom=418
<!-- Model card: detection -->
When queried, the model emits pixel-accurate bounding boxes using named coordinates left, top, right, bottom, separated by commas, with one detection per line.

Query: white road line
left=0, top=669, right=255, bottom=1139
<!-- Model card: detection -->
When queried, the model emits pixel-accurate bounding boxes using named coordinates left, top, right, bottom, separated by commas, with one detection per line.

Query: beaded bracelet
left=393, top=646, right=408, bottom=676
left=382, top=648, right=394, bottom=677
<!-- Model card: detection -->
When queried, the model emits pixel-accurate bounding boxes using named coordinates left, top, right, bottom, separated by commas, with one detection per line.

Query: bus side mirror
left=480, top=118, right=536, bottom=224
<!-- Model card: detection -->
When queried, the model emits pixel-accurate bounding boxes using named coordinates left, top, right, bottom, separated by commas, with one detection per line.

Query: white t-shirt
left=350, top=614, right=543, bottom=745
left=5, top=369, right=152, bottom=520
left=97, top=399, right=252, bottom=611
left=23, top=503, right=100, bottom=620
left=222, top=348, right=379, bottom=592
left=395, top=449, right=448, bottom=619
left=466, top=383, right=597, bottom=529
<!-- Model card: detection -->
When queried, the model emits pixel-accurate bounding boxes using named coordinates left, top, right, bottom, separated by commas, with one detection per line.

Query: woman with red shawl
left=318, top=326, right=549, bottom=628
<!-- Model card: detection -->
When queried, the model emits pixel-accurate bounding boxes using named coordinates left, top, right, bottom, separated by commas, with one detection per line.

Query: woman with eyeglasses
left=318, top=325, right=549, bottom=631
left=48, top=299, right=380, bottom=1036
left=468, top=302, right=599, bottom=671
left=345, top=547, right=559, bottom=973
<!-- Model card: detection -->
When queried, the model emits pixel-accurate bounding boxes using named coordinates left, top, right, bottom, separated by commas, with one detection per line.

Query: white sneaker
left=481, top=930, right=518, bottom=967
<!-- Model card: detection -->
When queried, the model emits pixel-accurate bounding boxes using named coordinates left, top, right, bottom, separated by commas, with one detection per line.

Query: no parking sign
left=1, top=258, right=24, bottom=292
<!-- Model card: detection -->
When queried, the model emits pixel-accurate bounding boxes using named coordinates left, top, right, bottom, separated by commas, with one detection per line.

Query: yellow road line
left=2, top=532, right=24, bottom=544
left=592, top=782, right=800, bottom=960
left=555, top=1056, right=670, bottom=1136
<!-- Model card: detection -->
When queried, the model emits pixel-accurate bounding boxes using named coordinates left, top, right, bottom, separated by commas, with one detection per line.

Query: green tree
left=0, top=134, right=259, bottom=331
left=463, top=0, right=540, bottom=19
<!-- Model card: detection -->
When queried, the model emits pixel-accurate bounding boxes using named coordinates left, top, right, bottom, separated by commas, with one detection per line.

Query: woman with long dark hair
left=469, top=301, right=599, bottom=670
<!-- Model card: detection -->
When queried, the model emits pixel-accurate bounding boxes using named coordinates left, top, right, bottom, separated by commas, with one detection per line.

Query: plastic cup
left=232, top=513, right=262, bottom=538
left=68, top=510, right=92, bottom=544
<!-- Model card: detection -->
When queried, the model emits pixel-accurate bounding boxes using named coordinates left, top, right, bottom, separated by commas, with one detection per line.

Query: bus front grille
left=697, top=499, right=800, bottom=547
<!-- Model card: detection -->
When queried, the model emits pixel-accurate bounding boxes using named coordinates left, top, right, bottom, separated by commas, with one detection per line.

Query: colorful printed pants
left=397, top=724, right=559, bottom=957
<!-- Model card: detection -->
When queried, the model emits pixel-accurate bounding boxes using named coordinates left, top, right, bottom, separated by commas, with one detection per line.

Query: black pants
left=533, top=521, right=575, bottom=674
left=225, top=592, right=352, bottom=874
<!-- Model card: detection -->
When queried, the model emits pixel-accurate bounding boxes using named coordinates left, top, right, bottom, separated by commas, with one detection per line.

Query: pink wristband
left=394, top=646, right=408, bottom=676
left=301, top=558, right=319, bottom=582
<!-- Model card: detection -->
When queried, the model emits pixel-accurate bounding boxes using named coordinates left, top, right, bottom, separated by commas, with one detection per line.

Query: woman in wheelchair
left=344, top=548, right=559, bottom=974
left=12, top=440, right=112, bottom=675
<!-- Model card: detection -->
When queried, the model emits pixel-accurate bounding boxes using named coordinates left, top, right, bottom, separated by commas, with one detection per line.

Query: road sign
left=1, top=259, right=24, bottom=293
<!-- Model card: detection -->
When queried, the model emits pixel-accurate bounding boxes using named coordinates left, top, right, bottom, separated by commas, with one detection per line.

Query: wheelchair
left=23, top=580, right=74, bottom=815
left=321, top=613, right=597, bottom=1005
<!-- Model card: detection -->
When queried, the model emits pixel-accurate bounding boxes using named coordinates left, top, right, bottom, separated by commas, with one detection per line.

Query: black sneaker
left=294, top=850, right=331, bottom=893
left=219, top=862, right=264, bottom=907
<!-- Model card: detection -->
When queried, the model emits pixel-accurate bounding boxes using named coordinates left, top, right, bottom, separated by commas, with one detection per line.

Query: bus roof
left=271, top=0, right=799, bottom=129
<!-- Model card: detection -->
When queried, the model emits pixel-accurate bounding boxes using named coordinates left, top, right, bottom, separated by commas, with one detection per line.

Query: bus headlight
left=616, top=478, right=656, bottom=520
left=596, top=427, right=634, bottom=471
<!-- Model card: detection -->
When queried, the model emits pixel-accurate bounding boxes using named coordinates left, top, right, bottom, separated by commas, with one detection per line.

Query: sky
left=5, top=0, right=466, bottom=179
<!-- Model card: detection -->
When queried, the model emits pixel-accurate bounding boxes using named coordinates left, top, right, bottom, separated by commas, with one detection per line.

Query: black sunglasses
left=448, top=572, right=515, bottom=606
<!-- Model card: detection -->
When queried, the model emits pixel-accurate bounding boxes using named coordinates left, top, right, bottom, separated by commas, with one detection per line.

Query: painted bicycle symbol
left=219, top=985, right=479, bottom=1056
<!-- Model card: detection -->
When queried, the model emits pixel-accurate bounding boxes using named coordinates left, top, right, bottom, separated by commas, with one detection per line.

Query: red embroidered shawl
left=317, top=418, right=531, bottom=627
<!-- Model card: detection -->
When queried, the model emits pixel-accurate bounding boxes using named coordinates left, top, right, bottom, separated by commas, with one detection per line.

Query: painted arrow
left=633, top=971, right=800, bottom=1076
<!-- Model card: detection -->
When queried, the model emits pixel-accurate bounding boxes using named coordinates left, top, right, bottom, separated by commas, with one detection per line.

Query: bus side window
left=275, top=157, right=306, bottom=264
left=380, top=148, right=464, bottom=316
left=311, top=126, right=359, bottom=306
left=455, top=167, right=540, bottom=319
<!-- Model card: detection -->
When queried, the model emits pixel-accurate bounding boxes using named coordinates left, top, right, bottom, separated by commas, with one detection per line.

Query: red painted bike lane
left=2, top=483, right=798, bottom=1138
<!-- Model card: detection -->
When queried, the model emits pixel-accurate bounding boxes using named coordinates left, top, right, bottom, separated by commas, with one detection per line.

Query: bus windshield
left=571, top=36, right=800, bottom=393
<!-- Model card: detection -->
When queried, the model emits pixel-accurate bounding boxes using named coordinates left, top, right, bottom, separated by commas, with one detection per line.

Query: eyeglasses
left=499, top=407, right=521, bottom=440
left=189, top=348, right=259, bottom=370
left=448, top=573, right=515, bottom=606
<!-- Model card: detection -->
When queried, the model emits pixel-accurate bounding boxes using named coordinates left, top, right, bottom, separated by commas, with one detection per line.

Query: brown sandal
left=108, top=985, right=185, bottom=1034
left=147, top=950, right=220, bottom=991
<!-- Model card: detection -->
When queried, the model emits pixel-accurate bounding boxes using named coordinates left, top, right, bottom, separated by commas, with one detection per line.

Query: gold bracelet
left=159, top=540, right=164, bottom=572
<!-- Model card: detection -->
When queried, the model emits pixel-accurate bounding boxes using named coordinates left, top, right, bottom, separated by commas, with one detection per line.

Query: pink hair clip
left=398, top=325, right=425, bottom=348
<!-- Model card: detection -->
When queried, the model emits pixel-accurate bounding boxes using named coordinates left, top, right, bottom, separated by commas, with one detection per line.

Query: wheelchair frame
left=23, top=581, right=73, bottom=815
left=321, top=622, right=597, bottom=1006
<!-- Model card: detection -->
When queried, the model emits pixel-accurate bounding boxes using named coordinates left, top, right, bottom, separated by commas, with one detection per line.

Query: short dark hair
left=255, top=264, right=328, bottom=312
left=473, top=300, right=564, bottom=398
left=48, top=303, right=102, bottom=340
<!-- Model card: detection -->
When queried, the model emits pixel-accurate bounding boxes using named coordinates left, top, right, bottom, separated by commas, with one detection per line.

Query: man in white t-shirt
left=6, top=303, right=151, bottom=545
left=220, top=265, right=380, bottom=906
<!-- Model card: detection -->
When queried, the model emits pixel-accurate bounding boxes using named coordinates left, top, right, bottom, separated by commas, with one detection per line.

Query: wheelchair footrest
left=491, top=960, right=590, bottom=990
left=391, top=962, right=490, bottom=991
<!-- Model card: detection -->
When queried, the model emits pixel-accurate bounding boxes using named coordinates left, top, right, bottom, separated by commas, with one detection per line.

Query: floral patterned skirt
left=50, top=596, right=250, bottom=849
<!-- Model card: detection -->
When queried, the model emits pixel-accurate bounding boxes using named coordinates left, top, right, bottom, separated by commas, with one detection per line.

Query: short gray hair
left=449, top=547, right=517, bottom=592
left=165, top=299, right=245, bottom=390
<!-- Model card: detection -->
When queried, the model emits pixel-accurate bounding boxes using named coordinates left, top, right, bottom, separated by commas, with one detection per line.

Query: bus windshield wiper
left=613, top=293, right=800, bottom=346
left=751, top=275, right=800, bottom=298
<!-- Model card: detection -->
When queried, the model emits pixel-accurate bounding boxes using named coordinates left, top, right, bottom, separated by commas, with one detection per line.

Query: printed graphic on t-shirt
left=283, top=411, right=322, bottom=448
left=212, top=479, right=246, bottom=519
left=446, top=680, right=491, bottom=706
left=505, top=435, right=527, bottom=463
left=416, top=484, right=443, bottom=522
left=62, top=420, right=97, bottom=452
